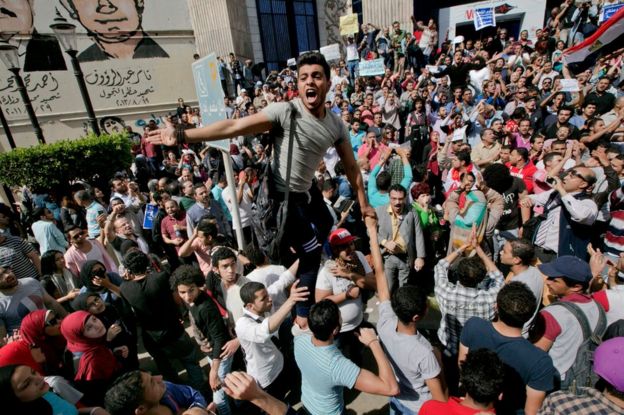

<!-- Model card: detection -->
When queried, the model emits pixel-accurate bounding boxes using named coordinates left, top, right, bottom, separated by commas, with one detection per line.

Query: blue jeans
left=347, top=60, right=359, bottom=83
left=213, top=356, right=233, bottom=415
left=389, top=397, right=416, bottom=415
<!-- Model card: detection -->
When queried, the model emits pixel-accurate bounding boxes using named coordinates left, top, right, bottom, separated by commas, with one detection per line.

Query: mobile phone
left=545, top=177, right=557, bottom=186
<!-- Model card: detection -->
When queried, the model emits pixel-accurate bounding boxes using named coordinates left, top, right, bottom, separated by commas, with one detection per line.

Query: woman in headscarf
left=20, top=310, right=71, bottom=378
left=79, top=260, right=124, bottom=310
left=0, top=364, right=107, bottom=415
left=72, top=291, right=138, bottom=369
left=60, top=311, right=127, bottom=405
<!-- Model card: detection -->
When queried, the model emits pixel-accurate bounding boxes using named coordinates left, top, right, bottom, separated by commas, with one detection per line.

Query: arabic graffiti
left=86, top=68, right=157, bottom=107
left=0, top=72, right=61, bottom=116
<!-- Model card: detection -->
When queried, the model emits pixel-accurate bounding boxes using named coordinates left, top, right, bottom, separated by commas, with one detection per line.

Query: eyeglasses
left=568, top=169, right=589, bottom=182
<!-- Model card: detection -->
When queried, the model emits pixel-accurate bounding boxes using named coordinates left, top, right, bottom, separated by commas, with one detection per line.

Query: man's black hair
left=104, top=370, right=145, bottom=415
left=543, top=152, right=561, bottom=165
left=460, top=349, right=505, bottom=406
left=170, top=265, right=206, bottom=290
left=497, top=282, right=537, bottom=328
left=334, top=161, right=346, bottom=177
left=456, top=150, right=471, bottom=165
left=74, top=189, right=93, bottom=203
left=32, top=207, right=46, bottom=220
left=244, top=245, right=266, bottom=267
left=482, top=163, right=513, bottom=194
left=240, top=281, right=266, bottom=306
left=193, top=183, right=207, bottom=194
left=211, top=247, right=237, bottom=268
left=513, top=147, right=529, bottom=162
left=197, top=220, right=218, bottom=238
left=376, top=171, right=392, bottom=192
left=391, top=285, right=427, bottom=324
left=388, top=184, right=407, bottom=197
left=456, top=256, right=486, bottom=288
left=309, top=299, right=340, bottom=341
left=123, top=250, right=150, bottom=274
left=166, top=180, right=181, bottom=197
left=509, top=239, right=534, bottom=265
left=297, top=51, right=330, bottom=80
left=322, top=178, right=337, bottom=192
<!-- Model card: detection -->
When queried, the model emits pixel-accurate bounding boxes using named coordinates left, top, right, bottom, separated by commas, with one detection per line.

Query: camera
left=546, top=177, right=557, bottom=186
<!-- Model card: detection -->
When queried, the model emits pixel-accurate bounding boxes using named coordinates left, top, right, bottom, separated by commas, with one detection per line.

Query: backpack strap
left=555, top=299, right=607, bottom=341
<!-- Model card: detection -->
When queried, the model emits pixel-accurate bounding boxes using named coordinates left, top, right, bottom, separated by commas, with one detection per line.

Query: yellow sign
left=340, top=13, right=359, bottom=36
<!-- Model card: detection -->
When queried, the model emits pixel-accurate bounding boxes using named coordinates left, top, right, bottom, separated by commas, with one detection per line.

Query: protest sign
left=143, top=204, right=158, bottom=229
left=359, top=58, right=385, bottom=76
left=340, top=14, right=359, bottom=36
left=474, top=7, right=496, bottom=31
left=451, top=126, right=468, bottom=142
left=320, top=44, right=341, bottom=61
left=287, top=58, right=297, bottom=67
left=559, top=79, right=580, bottom=92
left=600, top=3, right=624, bottom=22
left=192, top=53, right=229, bottom=151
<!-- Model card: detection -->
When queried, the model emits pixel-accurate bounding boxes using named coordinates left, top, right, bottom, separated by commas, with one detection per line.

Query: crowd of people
left=2, top=3, right=624, bottom=415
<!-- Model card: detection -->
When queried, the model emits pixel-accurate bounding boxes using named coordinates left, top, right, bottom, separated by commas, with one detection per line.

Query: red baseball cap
left=328, top=228, right=356, bottom=246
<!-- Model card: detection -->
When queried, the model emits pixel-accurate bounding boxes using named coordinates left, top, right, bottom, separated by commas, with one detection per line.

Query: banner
left=340, top=13, right=359, bottom=36
left=359, top=58, right=385, bottom=76
left=320, top=44, right=341, bottom=61
left=473, top=7, right=496, bottom=31
left=191, top=53, right=230, bottom=151
left=600, top=3, right=624, bottom=22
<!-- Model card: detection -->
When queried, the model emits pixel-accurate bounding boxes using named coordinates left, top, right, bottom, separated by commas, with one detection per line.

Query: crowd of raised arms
left=2, top=4, right=624, bottom=415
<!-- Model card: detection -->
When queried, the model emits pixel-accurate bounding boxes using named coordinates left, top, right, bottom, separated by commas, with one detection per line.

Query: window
left=256, top=0, right=319, bottom=70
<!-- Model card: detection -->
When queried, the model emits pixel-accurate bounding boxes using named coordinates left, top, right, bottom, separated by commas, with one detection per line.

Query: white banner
left=473, top=7, right=496, bottom=31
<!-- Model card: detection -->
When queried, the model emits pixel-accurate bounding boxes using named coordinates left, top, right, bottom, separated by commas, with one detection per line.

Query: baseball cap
left=593, top=337, right=624, bottom=392
left=537, top=255, right=592, bottom=283
left=328, top=228, right=356, bottom=246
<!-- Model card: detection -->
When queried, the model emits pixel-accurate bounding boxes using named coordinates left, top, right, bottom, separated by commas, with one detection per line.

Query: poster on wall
left=340, top=14, right=359, bottom=36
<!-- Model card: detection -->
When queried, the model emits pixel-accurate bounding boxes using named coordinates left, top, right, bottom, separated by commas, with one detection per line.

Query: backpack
left=249, top=103, right=296, bottom=262
left=555, top=300, right=607, bottom=395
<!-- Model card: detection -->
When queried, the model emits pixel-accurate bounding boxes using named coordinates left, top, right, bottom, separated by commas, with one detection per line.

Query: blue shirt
left=349, top=130, right=365, bottom=156
left=294, top=334, right=360, bottom=415
left=86, top=201, right=106, bottom=239
left=368, top=163, right=413, bottom=208
left=42, top=391, right=78, bottom=415
left=211, top=186, right=231, bottom=221
left=161, top=381, right=207, bottom=413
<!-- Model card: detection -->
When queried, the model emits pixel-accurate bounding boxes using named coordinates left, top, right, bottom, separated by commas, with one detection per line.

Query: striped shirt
left=294, top=334, right=360, bottom=415
left=0, top=235, right=39, bottom=280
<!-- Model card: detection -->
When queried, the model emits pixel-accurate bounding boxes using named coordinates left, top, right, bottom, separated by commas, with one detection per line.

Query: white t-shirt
left=221, top=184, right=252, bottom=229
left=315, top=251, right=371, bottom=332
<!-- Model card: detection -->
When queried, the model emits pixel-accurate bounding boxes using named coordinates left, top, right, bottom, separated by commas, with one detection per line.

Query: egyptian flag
left=563, top=6, right=624, bottom=72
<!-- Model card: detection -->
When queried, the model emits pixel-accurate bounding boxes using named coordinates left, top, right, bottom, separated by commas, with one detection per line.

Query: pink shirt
left=64, top=239, right=117, bottom=276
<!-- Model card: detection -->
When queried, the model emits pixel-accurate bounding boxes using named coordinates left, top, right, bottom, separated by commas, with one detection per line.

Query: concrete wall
left=362, top=0, right=413, bottom=33
left=318, top=0, right=353, bottom=48
left=438, top=0, right=547, bottom=42
left=1, top=0, right=198, bottom=148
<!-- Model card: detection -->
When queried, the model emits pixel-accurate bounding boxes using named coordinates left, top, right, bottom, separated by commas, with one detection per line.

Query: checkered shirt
left=434, top=258, right=504, bottom=355
left=538, top=388, right=624, bottom=415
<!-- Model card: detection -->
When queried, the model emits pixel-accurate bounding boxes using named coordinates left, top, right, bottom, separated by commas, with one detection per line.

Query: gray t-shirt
left=0, top=278, right=46, bottom=332
left=510, top=266, right=544, bottom=336
left=262, top=99, right=348, bottom=193
left=378, top=300, right=441, bottom=413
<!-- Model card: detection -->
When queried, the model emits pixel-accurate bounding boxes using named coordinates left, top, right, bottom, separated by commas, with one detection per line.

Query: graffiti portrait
left=59, top=0, right=169, bottom=62
left=0, top=0, right=67, bottom=71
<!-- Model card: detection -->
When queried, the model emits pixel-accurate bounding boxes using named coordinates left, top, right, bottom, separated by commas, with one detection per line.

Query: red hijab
left=0, top=340, right=43, bottom=373
left=60, top=311, right=120, bottom=381
left=20, top=310, right=67, bottom=373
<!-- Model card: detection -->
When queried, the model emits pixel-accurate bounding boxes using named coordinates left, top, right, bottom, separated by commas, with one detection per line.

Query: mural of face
left=100, top=116, right=126, bottom=134
left=62, top=0, right=143, bottom=41
left=0, top=0, right=33, bottom=39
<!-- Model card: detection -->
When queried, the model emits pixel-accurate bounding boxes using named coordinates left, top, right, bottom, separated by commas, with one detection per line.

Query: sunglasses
left=45, top=316, right=59, bottom=327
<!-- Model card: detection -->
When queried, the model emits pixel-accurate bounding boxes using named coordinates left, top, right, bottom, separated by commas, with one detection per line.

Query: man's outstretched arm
left=148, top=112, right=273, bottom=146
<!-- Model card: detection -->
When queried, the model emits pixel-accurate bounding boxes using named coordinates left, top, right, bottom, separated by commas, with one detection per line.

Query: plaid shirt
left=434, top=258, right=504, bottom=355
left=538, top=388, right=623, bottom=415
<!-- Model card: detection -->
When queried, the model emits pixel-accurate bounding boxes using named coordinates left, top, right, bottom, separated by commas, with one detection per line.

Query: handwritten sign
left=451, top=126, right=468, bottom=142
left=600, top=3, right=624, bottom=22
left=559, top=79, right=580, bottom=92
left=474, top=7, right=496, bottom=31
left=340, top=14, right=359, bottom=36
left=359, top=58, right=385, bottom=76
left=320, top=44, right=341, bottom=62
left=192, top=53, right=230, bottom=151
left=143, top=204, right=158, bottom=229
